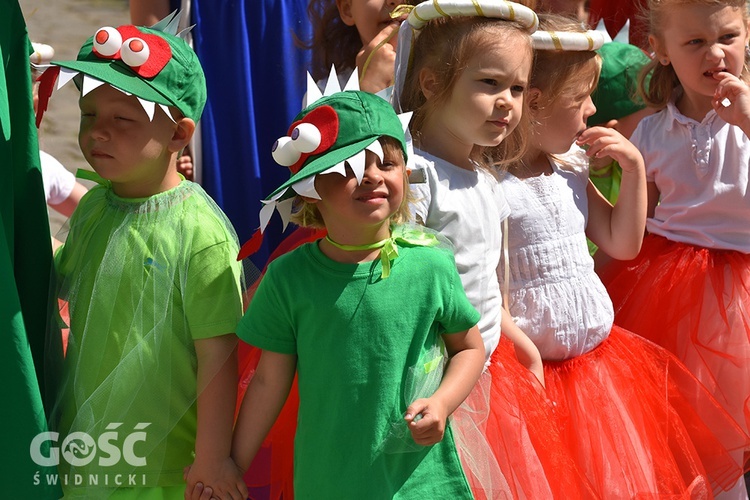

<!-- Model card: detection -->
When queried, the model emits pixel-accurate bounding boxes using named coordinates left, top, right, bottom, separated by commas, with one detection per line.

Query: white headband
left=531, top=29, right=607, bottom=51
left=406, top=0, right=538, bottom=31
left=393, top=0, right=539, bottom=112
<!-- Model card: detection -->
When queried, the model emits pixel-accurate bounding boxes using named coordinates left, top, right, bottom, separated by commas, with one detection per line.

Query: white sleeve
left=408, top=157, right=432, bottom=225
left=40, top=151, right=75, bottom=205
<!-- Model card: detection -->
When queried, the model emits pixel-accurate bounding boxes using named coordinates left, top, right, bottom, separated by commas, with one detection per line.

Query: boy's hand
left=184, top=457, right=247, bottom=500
left=404, top=397, right=449, bottom=446
left=576, top=126, right=644, bottom=174
left=712, top=72, right=750, bottom=132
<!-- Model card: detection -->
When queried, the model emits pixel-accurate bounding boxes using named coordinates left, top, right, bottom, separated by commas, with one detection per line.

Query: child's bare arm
left=578, top=126, right=647, bottom=260
left=500, top=309, right=545, bottom=387
left=185, top=334, right=247, bottom=499
left=405, top=325, right=484, bottom=446
left=231, top=350, right=297, bottom=471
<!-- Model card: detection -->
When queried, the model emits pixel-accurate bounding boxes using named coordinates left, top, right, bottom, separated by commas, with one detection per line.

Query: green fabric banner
left=0, top=0, right=61, bottom=496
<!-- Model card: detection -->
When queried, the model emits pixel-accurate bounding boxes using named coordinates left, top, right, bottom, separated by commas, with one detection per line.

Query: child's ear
left=527, top=88, right=542, bottom=111
left=648, top=35, right=668, bottom=66
left=336, top=0, right=356, bottom=27
left=419, top=68, right=439, bottom=100
left=169, top=117, right=195, bottom=153
left=300, top=196, right=320, bottom=204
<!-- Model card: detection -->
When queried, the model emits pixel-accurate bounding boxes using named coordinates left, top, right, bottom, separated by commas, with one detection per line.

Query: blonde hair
left=398, top=16, right=533, bottom=169
left=639, top=0, right=750, bottom=108
left=290, top=136, right=413, bottom=228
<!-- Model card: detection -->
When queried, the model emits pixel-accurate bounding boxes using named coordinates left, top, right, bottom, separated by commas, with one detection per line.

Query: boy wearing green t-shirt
left=38, top=13, right=245, bottom=499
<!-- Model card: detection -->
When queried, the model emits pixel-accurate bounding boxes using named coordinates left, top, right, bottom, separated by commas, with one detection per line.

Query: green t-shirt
left=238, top=238, right=479, bottom=499
left=54, top=181, right=243, bottom=492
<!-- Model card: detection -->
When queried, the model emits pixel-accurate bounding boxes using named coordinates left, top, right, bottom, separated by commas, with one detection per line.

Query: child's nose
left=707, top=43, right=726, bottom=61
left=495, top=89, right=512, bottom=109
left=363, top=164, right=384, bottom=183
left=584, top=96, right=597, bottom=120
left=88, top=119, right=109, bottom=141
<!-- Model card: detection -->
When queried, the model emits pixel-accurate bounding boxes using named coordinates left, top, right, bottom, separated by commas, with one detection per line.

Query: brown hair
left=290, top=136, right=413, bottom=228
left=304, top=0, right=419, bottom=82
left=398, top=16, right=533, bottom=169
left=638, top=0, right=750, bottom=108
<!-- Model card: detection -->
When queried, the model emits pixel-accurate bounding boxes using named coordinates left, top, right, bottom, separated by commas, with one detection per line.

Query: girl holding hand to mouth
left=501, top=13, right=749, bottom=498
left=600, top=0, right=750, bottom=494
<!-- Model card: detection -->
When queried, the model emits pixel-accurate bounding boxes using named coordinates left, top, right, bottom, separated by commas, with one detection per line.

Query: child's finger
left=198, top=485, right=213, bottom=500
left=410, top=411, right=438, bottom=432
left=368, top=22, right=400, bottom=51
left=404, top=400, right=428, bottom=423
left=185, top=481, right=204, bottom=500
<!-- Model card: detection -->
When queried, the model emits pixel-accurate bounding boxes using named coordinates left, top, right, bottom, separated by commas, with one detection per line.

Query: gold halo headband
left=407, top=0, right=538, bottom=32
left=531, top=30, right=607, bottom=51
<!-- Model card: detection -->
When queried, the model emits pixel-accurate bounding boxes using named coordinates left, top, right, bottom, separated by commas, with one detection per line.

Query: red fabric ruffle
left=600, top=234, right=750, bottom=440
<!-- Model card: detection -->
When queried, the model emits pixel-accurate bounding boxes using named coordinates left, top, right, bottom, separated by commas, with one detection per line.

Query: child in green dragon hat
left=38, top=13, right=245, bottom=499
left=189, top=87, right=487, bottom=498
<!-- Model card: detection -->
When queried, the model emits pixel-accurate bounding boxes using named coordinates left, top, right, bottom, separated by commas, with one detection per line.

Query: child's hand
left=184, top=457, right=247, bottom=500
left=176, top=153, right=194, bottom=181
left=404, top=397, right=449, bottom=446
left=356, top=22, right=400, bottom=93
left=514, top=341, right=545, bottom=389
left=185, top=482, right=213, bottom=500
left=712, top=72, right=750, bottom=131
left=576, top=126, right=644, bottom=174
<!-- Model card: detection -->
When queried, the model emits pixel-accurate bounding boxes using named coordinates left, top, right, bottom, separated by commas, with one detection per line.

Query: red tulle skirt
left=600, top=234, right=750, bottom=439
left=237, top=227, right=324, bottom=500
left=542, top=325, right=748, bottom=498
left=488, top=337, right=597, bottom=499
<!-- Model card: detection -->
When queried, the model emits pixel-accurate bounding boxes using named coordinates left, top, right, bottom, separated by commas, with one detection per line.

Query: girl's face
left=651, top=4, right=749, bottom=107
left=532, top=87, right=597, bottom=155
left=336, top=0, right=405, bottom=45
left=311, top=149, right=406, bottom=240
left=422, top=34, right=531, bottom=154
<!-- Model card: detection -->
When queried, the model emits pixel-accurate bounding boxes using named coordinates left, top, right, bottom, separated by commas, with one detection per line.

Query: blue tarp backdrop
left=192, top=0, right=312, bottom=267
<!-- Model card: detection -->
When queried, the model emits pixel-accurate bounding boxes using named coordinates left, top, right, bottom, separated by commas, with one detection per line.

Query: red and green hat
left=259, top=75, right=411, bottom=232
left=36, top=12, right=205, bottom=124
left=236, top=70, right=412, bottom=260
left=588, top=42, right=651, bottom=126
